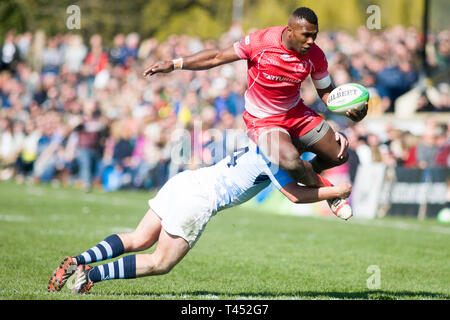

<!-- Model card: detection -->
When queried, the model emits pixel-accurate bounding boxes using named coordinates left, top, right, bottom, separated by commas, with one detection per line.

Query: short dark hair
left=291, top=7, right=318, bottom=25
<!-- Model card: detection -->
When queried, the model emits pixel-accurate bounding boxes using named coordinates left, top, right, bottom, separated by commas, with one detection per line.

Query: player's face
left=287, top=19, right=318, bottom=54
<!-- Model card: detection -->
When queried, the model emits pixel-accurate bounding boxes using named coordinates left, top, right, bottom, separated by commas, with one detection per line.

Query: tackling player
left=143, top=7, right=367, bottom=214
left=48, top=144, right=352, bottom=294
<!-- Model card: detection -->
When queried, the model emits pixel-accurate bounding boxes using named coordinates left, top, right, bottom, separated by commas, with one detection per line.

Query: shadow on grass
left=104, top=290, right=450, bottom=300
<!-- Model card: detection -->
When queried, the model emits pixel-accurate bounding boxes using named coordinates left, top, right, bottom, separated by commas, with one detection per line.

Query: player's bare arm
left=280, top=181, right=352, bottom=204
left=280, top=180, right=353, bottom=221
left=143, top=45, right=240, bottom=77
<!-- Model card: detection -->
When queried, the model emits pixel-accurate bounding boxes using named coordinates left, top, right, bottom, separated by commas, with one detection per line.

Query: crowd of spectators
left=0, top=24, right=449, bottom=191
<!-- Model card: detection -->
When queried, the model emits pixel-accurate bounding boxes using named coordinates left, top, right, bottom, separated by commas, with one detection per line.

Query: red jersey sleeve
left=233, top=28, right=268, bottom=60
left=309, top=44, right=329, bottom=80
left=233, top=36, right=250, bottom=60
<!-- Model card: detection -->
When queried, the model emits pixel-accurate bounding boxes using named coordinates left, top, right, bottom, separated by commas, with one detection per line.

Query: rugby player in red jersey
left=143, top=7, right=367, bottom=214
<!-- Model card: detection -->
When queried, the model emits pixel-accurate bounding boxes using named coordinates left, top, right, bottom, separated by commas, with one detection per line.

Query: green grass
left=0, top=181, right=449, bottom=300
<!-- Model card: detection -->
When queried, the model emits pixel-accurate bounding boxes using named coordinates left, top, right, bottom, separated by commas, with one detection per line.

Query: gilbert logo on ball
left=326, top=83, right=369, bottom=115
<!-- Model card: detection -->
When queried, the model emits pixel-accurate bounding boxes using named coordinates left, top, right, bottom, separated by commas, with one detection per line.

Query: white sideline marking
left=0, top=214, right=29, bottom=222
left=198, top=294, right=220, bottom=299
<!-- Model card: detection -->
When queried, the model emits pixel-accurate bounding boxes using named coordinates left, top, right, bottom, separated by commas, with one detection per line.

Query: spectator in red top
left=401, top=132, right=419, bottom=168
left=434, top=123, right=449, bottom=167
left=84, top=34, right=108, bottom=76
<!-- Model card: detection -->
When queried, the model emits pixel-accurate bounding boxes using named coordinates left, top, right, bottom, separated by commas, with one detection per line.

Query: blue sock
left=88, top=255, right=136, bottom=283
left=75, top=234, right=124, bottom=264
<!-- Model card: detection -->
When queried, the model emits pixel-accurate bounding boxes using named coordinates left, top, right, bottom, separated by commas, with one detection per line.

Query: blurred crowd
left=0, top=24, right=449, bottom=191
left=341, top=117, right=449, bottom=183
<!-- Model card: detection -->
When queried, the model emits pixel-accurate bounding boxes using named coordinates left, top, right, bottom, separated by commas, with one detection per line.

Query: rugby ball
left=326, top=83, right=369, bottom=116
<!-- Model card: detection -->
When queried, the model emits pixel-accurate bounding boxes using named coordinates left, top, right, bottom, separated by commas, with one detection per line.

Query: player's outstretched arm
left=143, top=45, right=240, bottom=77
left=279, top=181, right=352, bottom=204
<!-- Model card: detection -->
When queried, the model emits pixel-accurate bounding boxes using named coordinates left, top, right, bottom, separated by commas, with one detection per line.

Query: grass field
left=0, top=181, right=449, bottom=300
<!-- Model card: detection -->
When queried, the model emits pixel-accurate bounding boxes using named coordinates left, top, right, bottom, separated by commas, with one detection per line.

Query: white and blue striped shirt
left=190, top=142, right=294, bottom=213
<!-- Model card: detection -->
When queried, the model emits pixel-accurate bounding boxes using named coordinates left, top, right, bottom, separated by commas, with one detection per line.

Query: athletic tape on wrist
left=172, top=58, right=183, bottom=70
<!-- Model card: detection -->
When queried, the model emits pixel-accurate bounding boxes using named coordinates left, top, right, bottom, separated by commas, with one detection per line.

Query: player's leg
left=135, top=228, right=190, bottom=277
left=243, top=108, right=334, bottom=188
left=293, top=120, right=348, bottom=175
left=117, top=209, right=162, bottom=252
left=292, top=120, right=352, bottom=216
left=69, top=228, right=190, bottom=294
left=258, top=127, right=350, bottom=217
left=74, top=208, right=161, bottom=264
left=48, top=209, right=161, bottom=292
left=257, top=128, right=330, bottom=187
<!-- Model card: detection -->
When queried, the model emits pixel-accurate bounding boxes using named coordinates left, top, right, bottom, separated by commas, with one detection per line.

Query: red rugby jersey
left=233, top=26, right=329, bottom=118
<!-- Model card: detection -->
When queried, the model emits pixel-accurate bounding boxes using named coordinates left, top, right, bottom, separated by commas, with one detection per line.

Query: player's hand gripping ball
left=326, top=83, right=369, bottom=120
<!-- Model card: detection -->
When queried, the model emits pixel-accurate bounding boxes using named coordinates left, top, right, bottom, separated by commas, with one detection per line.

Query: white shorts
left=148, top=170, right=213, bottom=248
